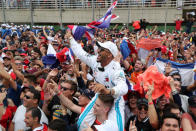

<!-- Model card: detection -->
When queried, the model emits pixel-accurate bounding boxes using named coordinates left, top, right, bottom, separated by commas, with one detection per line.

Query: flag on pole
left=154, top=57, right=195, bottom=86
left=120, top=39, right=137, bottom=60
left=67, top=1, right=119, bottom=40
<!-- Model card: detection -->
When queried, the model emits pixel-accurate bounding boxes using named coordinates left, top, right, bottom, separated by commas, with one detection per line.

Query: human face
left=97, top=48, right=111, bottom=63
left=161, top=118, right=180, bottom=131
left=171, top=108, right=181, bottom=119
left=128, top=95, right=138, bottom=108
left=158, top=96, right=169, bottom=110
left=22, top=78, right=31, bottom=88
left=24, top=111, right=34, bottom=128
left=15, top=60, right=23, bottom=71
left=134, top=60, right=143, bottom=72
left=31, top=51, right=40, bottom=60
left=23, top=91, right=35, bottom=108
left=60, top=82, right=74, bottom=98
left=3, top=58, right=11, bottom=67
left=174, top=81, right=181, bottom=93
left=93, top=98, right=106, bottom=116
left=78, top=95, right=90, bottom=106
left=137, top=105, right=148, bottom=121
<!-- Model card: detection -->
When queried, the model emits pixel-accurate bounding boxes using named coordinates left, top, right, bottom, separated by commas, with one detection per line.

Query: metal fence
left=0, top=0, right=196, bottom=9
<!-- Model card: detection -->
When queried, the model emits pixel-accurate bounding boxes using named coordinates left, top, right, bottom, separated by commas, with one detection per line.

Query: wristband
left=57, top=91, right=62, bottom=96
left=148, top=102, right=153, bottom=105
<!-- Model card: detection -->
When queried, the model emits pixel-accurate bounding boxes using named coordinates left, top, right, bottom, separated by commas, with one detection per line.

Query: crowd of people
left=0, top=20, right=195, bottom=131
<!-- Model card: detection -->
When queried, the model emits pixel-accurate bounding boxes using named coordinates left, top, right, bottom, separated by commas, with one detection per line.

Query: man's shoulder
left=108, top=61, right=122, bottom=71
left=16, top=105, right=26, bottom=111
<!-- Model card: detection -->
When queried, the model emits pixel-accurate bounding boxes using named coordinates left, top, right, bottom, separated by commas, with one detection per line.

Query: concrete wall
left=0, top=7, right=189, bottom=24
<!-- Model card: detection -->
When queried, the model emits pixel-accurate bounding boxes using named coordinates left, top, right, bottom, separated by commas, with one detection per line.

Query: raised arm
left=147, top=83, right=159, bottom=129
left=0, top=62, right=17, bottom=91
left=50, top=80, right=82, bottom=114
left=65, top=30, right=97, bottom=68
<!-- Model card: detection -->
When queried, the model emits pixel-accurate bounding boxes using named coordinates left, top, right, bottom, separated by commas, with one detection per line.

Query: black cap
left=188, top=96, right=196, bottom=107
left=137, top=98, right=148, bottom=107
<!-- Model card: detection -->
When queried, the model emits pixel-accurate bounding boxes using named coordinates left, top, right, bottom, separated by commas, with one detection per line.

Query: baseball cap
left=137, top=98, right=148, bottom=107
left=188, top=96, right=196, bottom=107
left=3, top=55, right=11, bottom=60
left=79, top=89, right=95, bottom=100
left=97, top=41, right=118, bottom=57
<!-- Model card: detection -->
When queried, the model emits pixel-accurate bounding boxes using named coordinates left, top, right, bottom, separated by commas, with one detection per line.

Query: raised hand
left=129, top=120, right=137, bottom=131
left=89, top=82, right=110, bottom=95
left=165, top=62, right=173, bottom=75
left=48, top=68, right=58, bottom=77
left=146, top=82, right=154, bottom=97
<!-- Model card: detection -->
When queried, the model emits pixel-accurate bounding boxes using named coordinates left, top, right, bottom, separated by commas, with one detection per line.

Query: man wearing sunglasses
left=65, top=30, right=128, bottom=131
left=126, top=98, right=153, bottom=131
left=169, top=71, right=189, bottom=113
left=45, top=80, right=78, bottom=124
left=10, top=88, right=48, bottom=131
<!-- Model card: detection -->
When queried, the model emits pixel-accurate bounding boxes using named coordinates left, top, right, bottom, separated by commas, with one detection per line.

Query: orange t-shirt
left=130, top=71, right=143, bottom=84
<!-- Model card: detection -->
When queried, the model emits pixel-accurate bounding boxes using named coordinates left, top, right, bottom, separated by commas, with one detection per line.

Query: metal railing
left=0, top=0, right=196, bottom=9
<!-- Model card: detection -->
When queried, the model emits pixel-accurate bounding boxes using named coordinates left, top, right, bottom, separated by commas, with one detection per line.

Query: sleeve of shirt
left=111, top=62, right=128, bottom=98
left=70, top=38, right=97, bottom=68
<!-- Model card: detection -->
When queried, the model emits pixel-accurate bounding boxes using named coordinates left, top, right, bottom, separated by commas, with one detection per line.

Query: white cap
left=1, top=24, right=6, bottom=27
left=97, top=41, right=118, bottom=57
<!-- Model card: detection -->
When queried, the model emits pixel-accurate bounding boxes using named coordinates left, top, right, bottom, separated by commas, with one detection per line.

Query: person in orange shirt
left=130, top=59, right=144, bottom=84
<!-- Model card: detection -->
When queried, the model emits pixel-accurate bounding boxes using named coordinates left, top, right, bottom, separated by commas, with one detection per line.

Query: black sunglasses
left=138, top=106, right=148, bottom=111
left=60, top=85, right=72, bottom=91
left=24, top=95, right=32, bottom=99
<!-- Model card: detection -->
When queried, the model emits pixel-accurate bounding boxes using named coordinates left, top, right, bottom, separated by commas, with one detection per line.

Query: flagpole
left=127, top=0, right=131, bottom=27
left=2, top=0, right=6, bottom=23
left=30, top=0, right=34, bottom=28
left=164, top=3, right=168, bottom=32
left=92, top=0, right=95, bottom=21
left=59, top=0, right=63, bottom=29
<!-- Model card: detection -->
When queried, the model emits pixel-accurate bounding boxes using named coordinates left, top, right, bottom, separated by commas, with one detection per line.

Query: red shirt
left=175, top=20, right=183, bottom=31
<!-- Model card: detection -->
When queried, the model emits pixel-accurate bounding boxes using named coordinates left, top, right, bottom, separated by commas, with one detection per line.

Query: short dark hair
left=48, top=119, right=67, bottom=131
left=29, top=88, right=41, bottom=104
left=98, top=94, right=114, bottom=108
left=24, top=74, right=37, bottom=84
left=26, top=107, right=41, bottom=122
left=161, top=113, right=180, bottom=128
left=163, top=103, right=180, bottom=115
left=60, top=80, right=77, bottom=96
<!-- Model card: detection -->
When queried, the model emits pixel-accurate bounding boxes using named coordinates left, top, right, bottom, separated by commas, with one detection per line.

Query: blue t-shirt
left=7, top=85, right=22, bottom=107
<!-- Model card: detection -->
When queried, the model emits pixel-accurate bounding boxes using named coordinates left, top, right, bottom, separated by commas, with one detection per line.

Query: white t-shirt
left=12, top=105, right=48, bottom=131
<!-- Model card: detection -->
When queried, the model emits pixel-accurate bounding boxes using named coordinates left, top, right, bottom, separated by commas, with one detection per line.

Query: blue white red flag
left=154, top=58, right=196, bottom=86
left=67, top=1, right=118, bottom=40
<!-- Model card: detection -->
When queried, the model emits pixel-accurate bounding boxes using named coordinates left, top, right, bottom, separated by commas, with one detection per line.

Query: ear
left=33, top=116, right=39, bottom=123
left=104, top=106, right=110, bottom=113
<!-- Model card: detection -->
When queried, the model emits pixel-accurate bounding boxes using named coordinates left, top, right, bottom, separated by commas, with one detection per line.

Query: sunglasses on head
left=138, top=105, right=148, bottom=111
left=24, top=95, right=32, bottom=99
